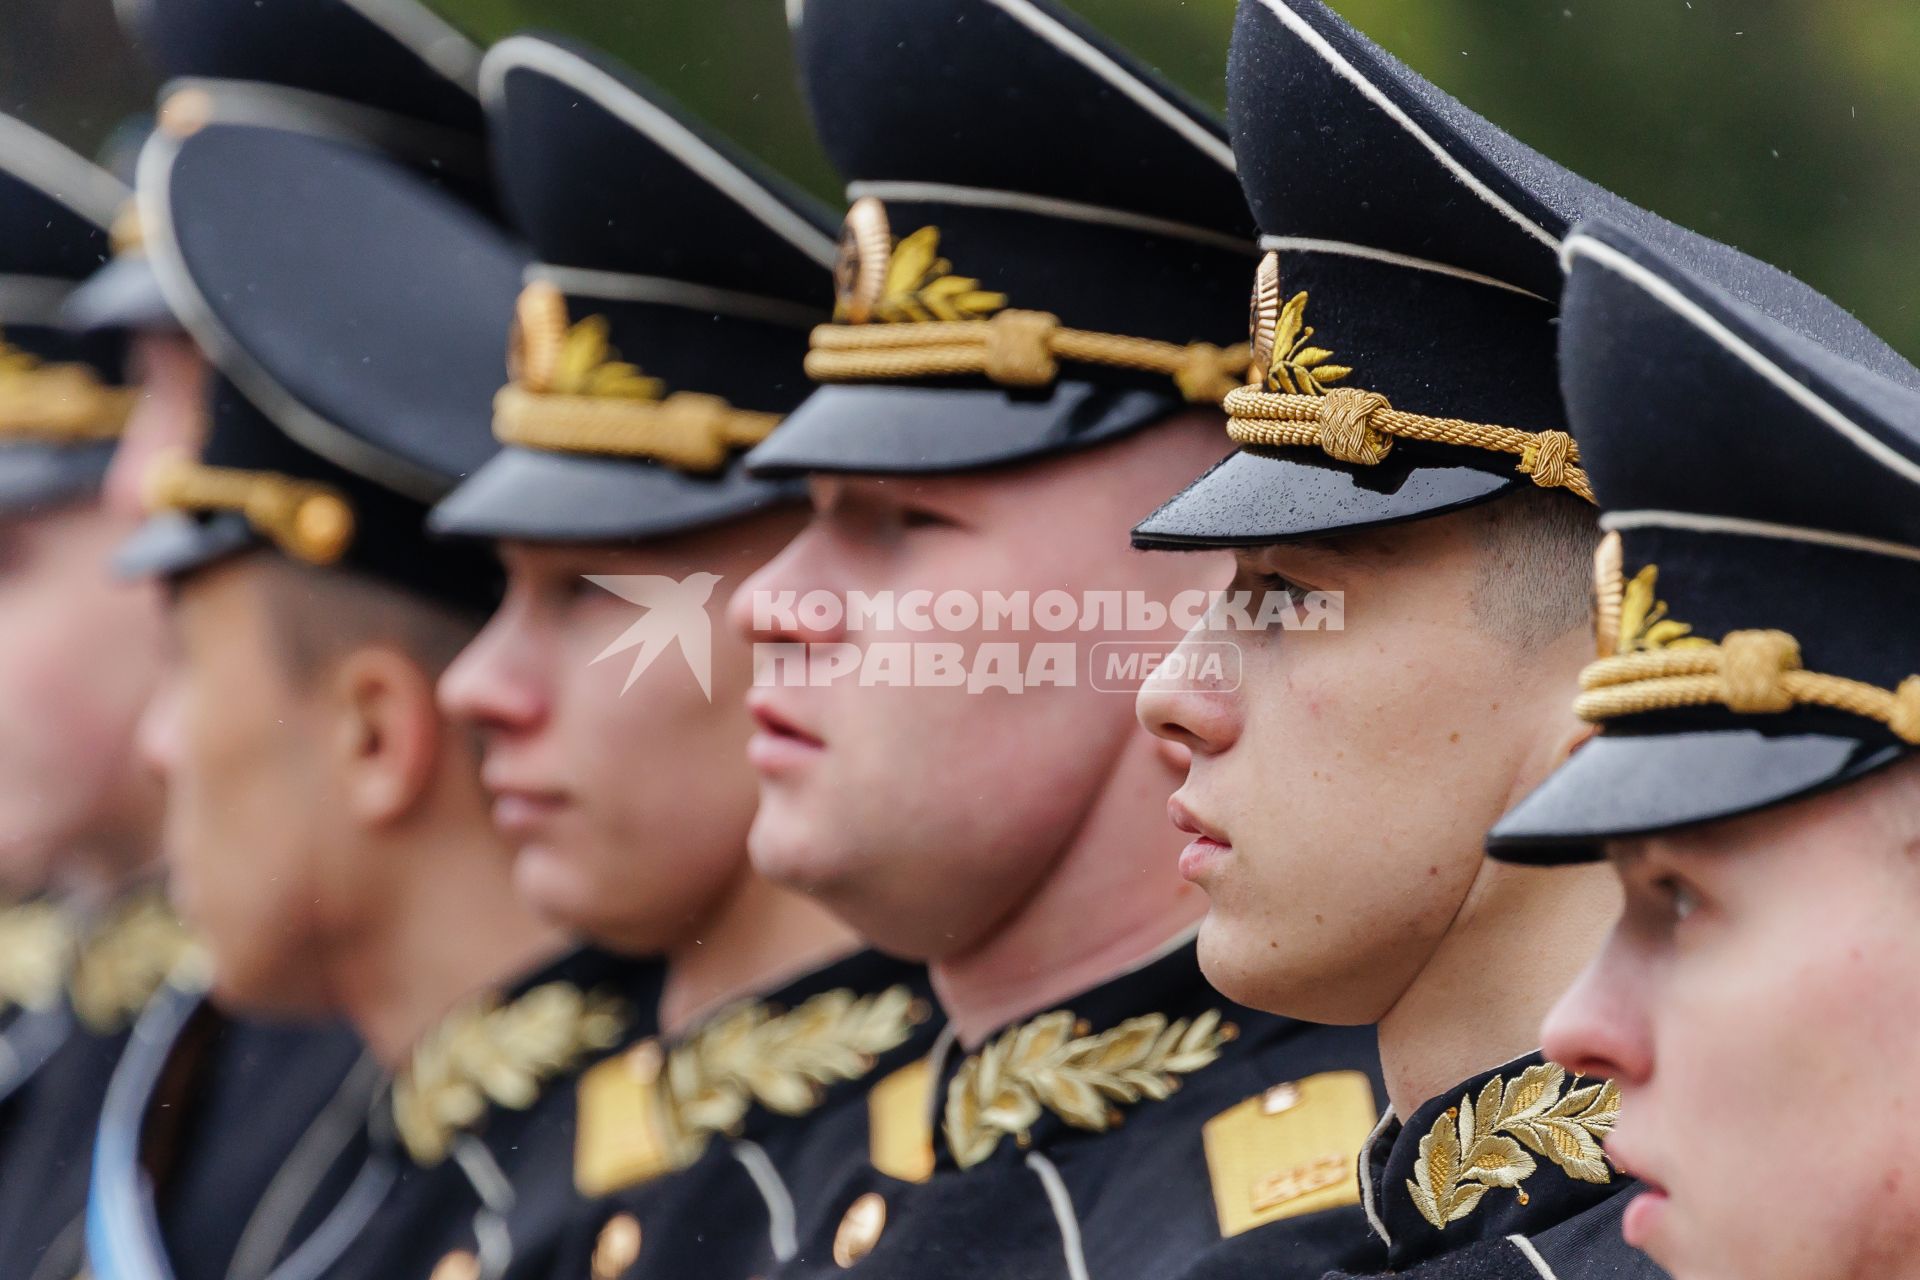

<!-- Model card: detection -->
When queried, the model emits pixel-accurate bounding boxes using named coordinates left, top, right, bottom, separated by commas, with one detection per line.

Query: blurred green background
left=5, top=0, right=1917, bottom=354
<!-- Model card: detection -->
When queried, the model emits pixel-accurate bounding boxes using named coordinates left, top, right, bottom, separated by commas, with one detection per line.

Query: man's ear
left=328, top=645, right=444, bottom=827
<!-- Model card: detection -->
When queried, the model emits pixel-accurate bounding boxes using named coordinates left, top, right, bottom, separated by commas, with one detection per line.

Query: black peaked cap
left=430, top=35, right=832, bottom=544
left=117, top=108, right=525, bottom=611
left=744, top=0, right=1258, bottom=477
left=0, top=114, right=131, bottom=514
left=1490, top=217, right=1920, bottom=863
left=1134, top=0, right=1911, bottom=548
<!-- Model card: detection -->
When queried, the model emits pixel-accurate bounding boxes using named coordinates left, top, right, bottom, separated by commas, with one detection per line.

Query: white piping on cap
left=1251, top=0, right=1557, bottom=250
left=0, top=276, right=79, bottom=328
left=1566, top=232, right=1920, bottom=491
left=337, top=0, right=483, bottom=93
left=135, top=124, right=452, bottom=503
left=850, top=181, right=1254, bottom=256
left=983, top=0, right=1236, bottom=174
left=0, top=113, right=128, bottom=228
left=528, top=264, right=823, bottom=330
left=1603, top=510, right=1920, bottom=566
left=1260, top=236, right=1546, bottom=301
left=481, top=37, right=839, bottom=271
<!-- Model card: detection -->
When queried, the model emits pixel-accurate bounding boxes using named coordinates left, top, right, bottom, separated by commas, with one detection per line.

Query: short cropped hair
left=1466, top=487, right=1601, bottom=651
left=252, top=557, right=485, bottom=686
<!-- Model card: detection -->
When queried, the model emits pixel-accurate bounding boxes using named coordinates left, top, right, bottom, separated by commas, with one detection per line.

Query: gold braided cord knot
left=493, top=387, right=781, bottom=474
left=0, top=337, right=136, bottom=443
left=1222, top=385, right=1595, bottom=504
left=142, top=452, right=356, bottom=566
left=1576, top=628, right=1920, bottom=745
left=805, top=309, right=1250, bottom=407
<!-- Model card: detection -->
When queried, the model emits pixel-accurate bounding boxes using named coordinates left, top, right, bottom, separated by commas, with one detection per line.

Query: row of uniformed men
left=0, top=1, right=1914, bottom=1279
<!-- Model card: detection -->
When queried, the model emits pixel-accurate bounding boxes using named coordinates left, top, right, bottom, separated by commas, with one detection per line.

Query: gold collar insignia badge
left=1406, top=1062, right=1619, bottom=1230
left=574, top=983, right=927, bottom=1196
left=943, top=1008, right=1236, bottom=1170
left=393, top=980, right=629, bottom=1166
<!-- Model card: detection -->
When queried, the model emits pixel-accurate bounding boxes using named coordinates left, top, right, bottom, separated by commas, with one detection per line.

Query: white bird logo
left=584, top=573, right=723, bottom=700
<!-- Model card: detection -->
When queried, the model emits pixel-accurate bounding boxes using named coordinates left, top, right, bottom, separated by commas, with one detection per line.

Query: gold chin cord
left=1576, top=627, right=1920, bottom=745
left=0, top=338, right=135, bottom=444
left=141, top=452, right=357, bottom=566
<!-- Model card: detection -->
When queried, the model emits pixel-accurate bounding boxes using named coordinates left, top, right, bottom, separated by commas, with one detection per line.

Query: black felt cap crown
left=69, top=0, right=490, bottom=337
left=1133, top=0, right=1890, bottom=549
left=429, top=35, right=830, bottom=544
left=1489, top=217, right=1920, bottom=863
left=0, top=114, right=133, bottom=514
left=743, top=0, right=1258, bottom=478
left=116, top=105, right=525, bottom=612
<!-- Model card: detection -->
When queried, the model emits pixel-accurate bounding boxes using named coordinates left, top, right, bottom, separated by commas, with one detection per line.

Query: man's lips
left=483, top=777, right=571, bottom=841
left=745, top=694, right=826, bottom=774
left=1168, top=793, right=1231, bottom=881
left=1605, top=1137, right=1671, bottom=1248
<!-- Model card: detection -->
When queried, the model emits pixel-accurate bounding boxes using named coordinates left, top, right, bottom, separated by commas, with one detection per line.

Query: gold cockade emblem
left=1247, top=252, right=1350, bottom=397
left=1407, top=1062, right=1619, bottom=1230
left=943, top=1008, right=1235, bottom=1170
left=393, top=981, right=630, bottom=1166
left=832, top=197, right=1007, bottom=325
left=1590, top=532, right=1712, bottom=657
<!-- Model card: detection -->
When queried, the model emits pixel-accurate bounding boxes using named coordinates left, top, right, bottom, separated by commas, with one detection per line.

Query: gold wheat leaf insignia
left=1406, top=1063, right=1622, bottom=1230
left=1262, top=292, right=1351, bottom=397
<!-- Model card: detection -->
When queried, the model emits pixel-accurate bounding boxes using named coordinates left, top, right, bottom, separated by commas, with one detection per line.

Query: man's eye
left=1655, top=876, right=1701, bottom=923
left=898, top=509, right=954, bottom=530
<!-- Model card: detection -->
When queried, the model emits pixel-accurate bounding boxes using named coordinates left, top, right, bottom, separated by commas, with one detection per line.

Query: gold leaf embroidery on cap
left=1613, top=564, right=1712, bottom=655
left=393, top=981, right=629, bottom=1166
left=943, top=1009, right=1236, bottom=1170
left=494, top=283, right=779, bottom=473
left=1406, top=1063, right=1619, bottom=1230
left=0, top=334, right=136, bottom=442
left=1248, top=254, right=1350, bottom=397
left=833, top=198, right=1006, bottom=326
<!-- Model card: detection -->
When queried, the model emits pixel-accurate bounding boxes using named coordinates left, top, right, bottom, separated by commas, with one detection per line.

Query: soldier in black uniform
left=1133, top=2, right=1917, bottom=1275
left=1486, top=219, right=1920, bottom=1280
left=88, top=74, right=663, bottom=1280
left=429, top=36, right=942, bottom=1280
left=0, top=111, right=367, bottom=1280
left=726, top=1, right=1384, bottom=1276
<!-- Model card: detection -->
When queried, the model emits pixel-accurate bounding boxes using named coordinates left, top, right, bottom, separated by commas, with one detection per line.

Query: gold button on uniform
left=429, top=1249, right=479, bottom=1280
left=832, top=1192, right=887, bottom=1268
left=591, top=1212, right=643, bottom=1280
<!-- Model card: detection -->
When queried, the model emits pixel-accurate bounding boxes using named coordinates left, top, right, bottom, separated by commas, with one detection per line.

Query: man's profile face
left=730, top=433, right=1229, bottom=962
left=438, top=512, right=796, bottom=955
left=139, top=556, right=332, bottom=1012
left=1541, top=765, right=1920, bottom=1280
left=0, top=501, right=164, bottom=896
left=1137, top=509, right=1590, bottom=1024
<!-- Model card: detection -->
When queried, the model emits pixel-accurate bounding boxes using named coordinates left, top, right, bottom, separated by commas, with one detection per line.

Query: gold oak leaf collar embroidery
left=650, top=984, right=928, bottom=1168
left=491, top=282, right=780, bottom=474
left=393, top=981, right=630, bottom=1166
left=0, top=902, right=76, bottom=1015
left=1406, top=1062, right=1619, bottom=1231
left=806, top=197, right=1247, bottom=406
left=1223, top=251, right=1594, bottom=502
left=68, top=893, right=205, bottom=1034
left=943, top=1008, right=1236, bottom=1169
